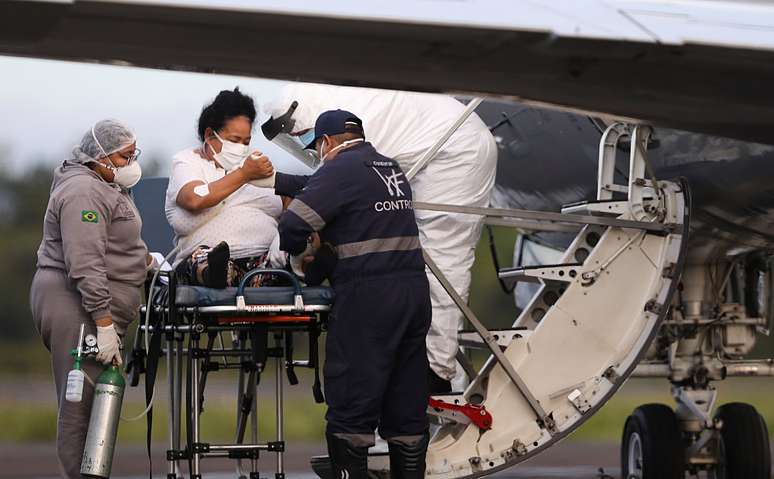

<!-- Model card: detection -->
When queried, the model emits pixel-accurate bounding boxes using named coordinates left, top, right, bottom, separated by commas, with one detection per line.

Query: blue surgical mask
left=296, top=129, right=316, bottom=149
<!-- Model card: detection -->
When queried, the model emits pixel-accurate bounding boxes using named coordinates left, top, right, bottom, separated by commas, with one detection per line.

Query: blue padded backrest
left=131, top=177, right=175, bottom=256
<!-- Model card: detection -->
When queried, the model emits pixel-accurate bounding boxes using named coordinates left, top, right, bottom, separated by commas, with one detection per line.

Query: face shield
left=261, top=100, right=321, bottom=170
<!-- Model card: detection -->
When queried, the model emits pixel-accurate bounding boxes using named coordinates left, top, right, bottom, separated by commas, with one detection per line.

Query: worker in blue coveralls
left=277, top=110, right=432, bottom=479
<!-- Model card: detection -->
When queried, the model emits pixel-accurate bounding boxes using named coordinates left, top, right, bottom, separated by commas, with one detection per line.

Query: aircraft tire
left=621, top=403, right=684, bottom=479
left=715, top=402, right=771, bottom=479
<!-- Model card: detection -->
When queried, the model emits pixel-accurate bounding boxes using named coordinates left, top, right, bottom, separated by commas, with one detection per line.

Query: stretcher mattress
left=175, top=285, right=335, bottom=307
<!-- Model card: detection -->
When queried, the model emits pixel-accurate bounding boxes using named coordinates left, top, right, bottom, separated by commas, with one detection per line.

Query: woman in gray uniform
left=30, top=119, right=150, bottom=479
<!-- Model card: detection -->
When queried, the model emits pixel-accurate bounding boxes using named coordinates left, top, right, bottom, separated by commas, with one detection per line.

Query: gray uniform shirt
left=36, top=161, right=148, bottom=320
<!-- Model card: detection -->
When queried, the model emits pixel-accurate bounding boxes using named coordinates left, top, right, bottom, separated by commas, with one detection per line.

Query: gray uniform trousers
left=30, top=267, right=140, bottom=479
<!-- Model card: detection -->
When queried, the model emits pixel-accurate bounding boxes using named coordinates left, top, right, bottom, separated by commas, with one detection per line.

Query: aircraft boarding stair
left=365, top=124, right=689, bottom=479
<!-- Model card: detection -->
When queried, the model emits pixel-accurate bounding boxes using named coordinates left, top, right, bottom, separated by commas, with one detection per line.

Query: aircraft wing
left=2, top=0, right=774, bottom=143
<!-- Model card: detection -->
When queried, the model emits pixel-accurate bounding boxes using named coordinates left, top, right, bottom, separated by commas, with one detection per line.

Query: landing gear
left=621, top=402, right=771, bottom=479
left=621, top=404, right=684, bottom=479
left=715, top=403, right=770, bottom=479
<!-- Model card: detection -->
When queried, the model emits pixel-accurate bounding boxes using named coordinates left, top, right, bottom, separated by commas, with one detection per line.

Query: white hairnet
left=73, top=119, right=136, bottom=163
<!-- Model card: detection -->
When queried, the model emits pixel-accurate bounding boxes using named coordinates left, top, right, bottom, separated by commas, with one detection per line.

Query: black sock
left=204, top=241, right=230, bottom=288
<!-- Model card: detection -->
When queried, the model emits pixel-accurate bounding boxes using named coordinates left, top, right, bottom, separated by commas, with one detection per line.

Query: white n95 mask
left=111, top=160, right=142, bottom=189
left=210, top=130, right=250, bottom=171
left=90, top=124, right=142, bottom=189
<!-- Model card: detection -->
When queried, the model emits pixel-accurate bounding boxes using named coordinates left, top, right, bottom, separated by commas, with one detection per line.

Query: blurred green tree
left=0, top=154, right=54, bottom=340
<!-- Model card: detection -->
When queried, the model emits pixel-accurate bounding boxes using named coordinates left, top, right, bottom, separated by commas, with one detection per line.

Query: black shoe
left=310, top=455, right=334, bottom=479
left=326, top=432, right=369, bottom=479
left=427, top=368, right=451, bottom=394
left=387, top=431, right=429, bottom=479
left=203, top=241, right=230, bottom=288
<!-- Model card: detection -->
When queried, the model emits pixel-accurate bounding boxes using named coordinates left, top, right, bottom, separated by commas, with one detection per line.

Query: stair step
left=459, top=328, right=530, bottom=349
left=498, top=263, right=583, bottom=284
left=561, top=199, right=627, bottom=217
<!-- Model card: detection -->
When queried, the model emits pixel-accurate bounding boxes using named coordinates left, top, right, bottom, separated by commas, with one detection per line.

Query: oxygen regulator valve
left=66, top=324, right=98, bottom=403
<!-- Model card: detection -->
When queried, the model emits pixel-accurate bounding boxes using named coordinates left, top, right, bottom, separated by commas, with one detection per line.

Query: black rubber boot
left=387, top=431, right=429, bottom=479
left=427, top=368, right=451, bottom=394
left=326, top=432, right=369, bottom=479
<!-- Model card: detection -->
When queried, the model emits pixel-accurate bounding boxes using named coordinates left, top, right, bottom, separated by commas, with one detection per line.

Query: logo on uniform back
left=372, top=168, right=406, bottom=197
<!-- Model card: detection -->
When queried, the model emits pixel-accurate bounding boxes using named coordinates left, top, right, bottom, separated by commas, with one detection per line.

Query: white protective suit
left=264, top=83, right=497, bottom=382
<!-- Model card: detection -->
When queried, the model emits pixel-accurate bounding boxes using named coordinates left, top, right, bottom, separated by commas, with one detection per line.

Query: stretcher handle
left=237, top=268, right=302, bottom=295
left=236, top=268, right=305, bottom=311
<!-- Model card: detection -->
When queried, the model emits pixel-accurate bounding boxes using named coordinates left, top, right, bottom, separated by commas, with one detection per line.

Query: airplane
left=3, top=1, right=774, bottom=479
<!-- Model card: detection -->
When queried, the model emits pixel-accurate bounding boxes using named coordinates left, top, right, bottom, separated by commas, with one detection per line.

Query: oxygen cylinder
left=80, top=365, right=125, bottom=478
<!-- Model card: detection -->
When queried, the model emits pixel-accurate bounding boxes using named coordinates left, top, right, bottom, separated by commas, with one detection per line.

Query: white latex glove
left=146, top=254, right=160, bottom=273
left=96, top=324, right=122, bottom=366
left=149, top=252, right=173, bottom=273
left=290, top=240, right=317, bottom=278
left=289, top=254, right=306, bottom=278
left=249, top=171, right=277, bottom=188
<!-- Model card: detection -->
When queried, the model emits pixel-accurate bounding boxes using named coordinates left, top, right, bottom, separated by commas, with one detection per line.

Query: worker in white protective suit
left=262, top=84, right=497, bottom=392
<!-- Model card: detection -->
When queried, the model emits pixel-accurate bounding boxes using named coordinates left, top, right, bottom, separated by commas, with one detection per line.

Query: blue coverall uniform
left=277, top=142, right=431, bottom=449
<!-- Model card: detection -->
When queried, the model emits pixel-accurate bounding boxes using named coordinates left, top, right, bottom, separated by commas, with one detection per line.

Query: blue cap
left=304, top=109, right=364, bottom=149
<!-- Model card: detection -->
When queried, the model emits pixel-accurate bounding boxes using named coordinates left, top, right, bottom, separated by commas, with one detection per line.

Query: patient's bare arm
left=177, top=155, right=274, bottom=212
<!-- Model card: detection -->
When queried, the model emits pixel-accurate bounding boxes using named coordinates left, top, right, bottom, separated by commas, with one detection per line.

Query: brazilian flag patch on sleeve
left=81, top=210, right=99, bottom=223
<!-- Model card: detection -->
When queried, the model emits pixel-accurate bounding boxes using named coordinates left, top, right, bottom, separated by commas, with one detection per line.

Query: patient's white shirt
left=165, top=148, right=283, bottom=262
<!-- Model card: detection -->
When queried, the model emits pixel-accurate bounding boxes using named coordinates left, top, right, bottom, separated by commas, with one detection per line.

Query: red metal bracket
left=428, top=397, right=493, bottom=431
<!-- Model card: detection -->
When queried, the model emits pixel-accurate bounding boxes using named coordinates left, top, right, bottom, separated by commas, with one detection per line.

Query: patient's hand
left=242, top=152, right=274, bottom=180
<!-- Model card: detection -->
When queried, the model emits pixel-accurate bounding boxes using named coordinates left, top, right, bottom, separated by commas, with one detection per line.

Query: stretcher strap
left=198, top=332, right=218, bottom=412
left=144, top=307, right=164, bottom=479
left=285, top=334, right=299, bottom=385
left=249, top=325, right=268, bottom=375
left=311, top=324, right=324, bottom=404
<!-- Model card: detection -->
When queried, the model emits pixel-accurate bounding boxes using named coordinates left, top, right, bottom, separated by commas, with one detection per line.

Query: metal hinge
left=603, top=366, right=620, bottom=383
left=662, top=262, right=677, bottom=279
left=644, top=299, right=664, bottom=315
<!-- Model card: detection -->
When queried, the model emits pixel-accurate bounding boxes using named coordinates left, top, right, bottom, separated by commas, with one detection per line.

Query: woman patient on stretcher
left=165, top=87, right=286, bottom=288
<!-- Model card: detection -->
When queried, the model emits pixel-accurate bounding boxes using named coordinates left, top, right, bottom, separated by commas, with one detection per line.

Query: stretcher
left=129, top=267, right=333, bottom=479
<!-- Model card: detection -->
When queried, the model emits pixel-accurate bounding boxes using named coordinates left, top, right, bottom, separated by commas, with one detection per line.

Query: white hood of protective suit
left=263, top=83, right=496, bottom=206
left=265, top=83, right=498, bottom=383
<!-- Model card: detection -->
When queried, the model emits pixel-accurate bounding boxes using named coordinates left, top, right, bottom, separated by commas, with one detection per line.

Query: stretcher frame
left=135, top=268, right=331, bottom=479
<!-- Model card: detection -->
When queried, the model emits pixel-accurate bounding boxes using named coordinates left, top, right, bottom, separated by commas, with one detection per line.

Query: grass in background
left=0, top=396, right=326, bottom=444
left=4, top=378, right=774, bottom=444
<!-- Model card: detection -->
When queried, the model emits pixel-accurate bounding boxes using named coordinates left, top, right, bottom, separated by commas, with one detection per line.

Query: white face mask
left=110, top=160, right=143, bottom=189
left=318, top=137, right=364, bottom=163
left=209, top=130, right=250, bottom=171
left=91, top=125, right=142, bottom=189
